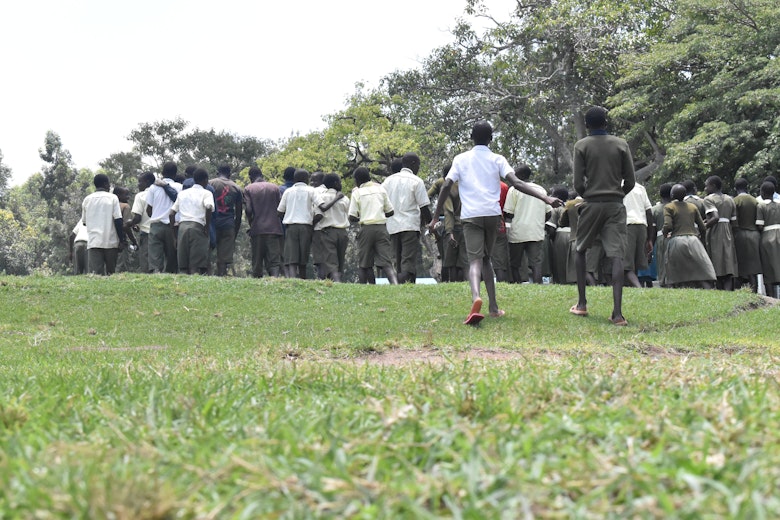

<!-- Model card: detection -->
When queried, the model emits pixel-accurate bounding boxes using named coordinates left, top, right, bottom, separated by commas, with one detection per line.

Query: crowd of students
left=72, top=134, right=780, bottom=303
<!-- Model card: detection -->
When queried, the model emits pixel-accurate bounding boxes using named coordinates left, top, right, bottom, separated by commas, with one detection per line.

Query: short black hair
left=141, top=171, right=156, bottom=186
left=552, top=185, right=569, bottom=201
left=671, top=184, right=687, bottom=201
left=585, top=106, right=608, bottom=129
left=402, top=152, right=420, bottom=171
left=706, top=175, right=722, bottom=191
left=514, top=163, right=532, bottom=181
left=162, top=161, right=178, bottom=179
left=283, top=166, right=296, bottom=182
left=471, top=120, right=493, bottom=145
left=659, top=183, right=673, bottom=200
left=353, top=167, right=371, bottom=186
left=184, top=164, right=197, bottom=178
left=682, top=179, right=697, bottom=194
left=93, top=173, right=110, bottom=189
left=217, top=164, right=231, bottom=176
left=324, top=173, right=340, bottom=190
left=390, top=158, right=403, bottom=174
left=293, top=168, right=309, bottom=184
left=761, top=181, right=775, bottom=199
left=734, top=178, right=749, bottom=191
left=248, top=165, right=263, bottom=181
left=194, top=168, right=210, bottom=184
left=763, top=175, right=778, bottom=188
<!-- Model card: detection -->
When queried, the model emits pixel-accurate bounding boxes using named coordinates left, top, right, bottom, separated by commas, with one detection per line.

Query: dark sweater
left=573, top=134, right=635, bottom=202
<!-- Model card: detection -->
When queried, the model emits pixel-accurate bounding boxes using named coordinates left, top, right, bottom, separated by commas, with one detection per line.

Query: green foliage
left=610, top=0, right=780, bottom=191
left=38, top=130, right=77, bottom=220
left=0, top=149, right=11, bottom=202
left=1, top=276, right=779, bottom=517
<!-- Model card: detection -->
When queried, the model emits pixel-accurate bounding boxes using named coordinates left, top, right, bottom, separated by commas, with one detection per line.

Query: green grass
left=1, top=275, right=780, bottom=518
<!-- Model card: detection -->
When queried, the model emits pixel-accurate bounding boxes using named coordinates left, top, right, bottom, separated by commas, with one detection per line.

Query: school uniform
left=663, top=200, right=716, bottom=285
left=733, top=192, right=762, bottom=277
left=651, top=201, right=668, bottom=285
left=757, top=200, right=780, bottom=285
left=348, top=181, right=395, bottom=269
left=703, top=193, right=738, bottom=277
left=314, top=188, right=350, bottom=277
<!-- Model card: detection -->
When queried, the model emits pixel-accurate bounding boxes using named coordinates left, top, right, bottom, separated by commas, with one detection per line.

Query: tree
left=38, top=131, right=77, bottom=220
left=0, top=149, right=11, bottom=203
left=385, top=0, right=671, bottom=186
left=610, top=0, right=780, bottom=190
left=127, top=118, right=189, bottom=169
left=98, top=151, right=144, bottom=189
left=178, top=129, right=274, bottom=175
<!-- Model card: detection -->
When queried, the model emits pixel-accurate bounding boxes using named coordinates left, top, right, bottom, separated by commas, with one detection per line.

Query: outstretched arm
left=505, top=172, right=562, bottom=208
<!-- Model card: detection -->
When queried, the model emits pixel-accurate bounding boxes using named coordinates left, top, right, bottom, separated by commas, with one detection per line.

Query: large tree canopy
left=610, top=0, right=780, bottom=189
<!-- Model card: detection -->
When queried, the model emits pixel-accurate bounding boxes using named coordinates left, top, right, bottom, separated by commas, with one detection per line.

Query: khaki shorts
left=575, top=201, right=627, bottom=259
left=509, top=240, right=543, bottom=269
left=462, top=215, right=501, bottom=262
left=623, top=224, right=648, bottom=271
left=357, top=224, right=394, bottom=268
left=283, top=224, right=313, bottom=265
left=178, top=221, right=209, bottom=271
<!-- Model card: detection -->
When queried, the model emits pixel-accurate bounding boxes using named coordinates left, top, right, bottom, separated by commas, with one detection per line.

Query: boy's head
left=139, top=172, right=156, bottom=191
left=194, top=167, right=210, bottom=187
left=682, top=179, right=697, bottom=195
left=402, top=153, right=420, bottom=175
left=217, top=164, right=231, bottom=178
left=552, top=185, right=569, bottom=201
left=293, top=168, right=309, bottom=185
left=734, top=178, right=749, bottom=193
left=162, top=161, right=178, bottom=179
left=184, top=164, right=197, bottom=179
left=283, top=166, right=296, bottom=183
left=390, top=158, right=403, bottom=174
left=310, top=171, right=324, bottom=187
left=671, top=184, right=687, bottom=202
left=248, top=165, right=263, bottom=182
left=353, top=167, right=371, bottom=187
left=324, top=173, right=341, bottom=191
left=761, top=181, right=775, bottom=200
left=705, top=175, right=722, bottom=194
left=659, top=182, right=673, bottom=201
left=514, top=163, right=532, bottom=181
left=93, top=173, right=110, bottom=190
left=114, top=186, right=130, bottom=203
left=585, top=106, right=608, bottom=129
left=471, top=120, right=493, bottom=146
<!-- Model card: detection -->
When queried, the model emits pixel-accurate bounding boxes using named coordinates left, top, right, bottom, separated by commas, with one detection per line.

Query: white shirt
left=72, top=221, right=88, bottom=242
left=131, top=189, right=152, bottom=233
left=382, top=168, right=430, bottom=234
left=171, top=184, right=214, bottom=226
left=446, top=145, right=514, bottom=219
left=314, top=189, right=350, bottom=230
left=147, top=178, right=182, bottom=224
left=623, top=183, right=652, bottom=225
left=504, top=182, right=550, bottom=243
left=277, top=182, right=315, bottom=225
left=81, top=190, right=122, bottom=249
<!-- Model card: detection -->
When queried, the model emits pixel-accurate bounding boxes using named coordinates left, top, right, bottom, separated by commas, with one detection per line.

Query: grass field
left=1, top=275, right=779, bottom=518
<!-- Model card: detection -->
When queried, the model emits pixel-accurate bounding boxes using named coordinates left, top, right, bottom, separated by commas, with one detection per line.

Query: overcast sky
left=0, top=0, right=515, bottom=186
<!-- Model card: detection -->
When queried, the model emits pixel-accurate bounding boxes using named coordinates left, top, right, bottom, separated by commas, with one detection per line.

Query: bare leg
left=610, top=256, right=625, bottom=321
left=585, top=272, right=598, bottom=286
left=575, top=249, right=587, bottom=311
left=382, top=266, right=398, bottom=285
left=482, top=256, right=500, bottom=314
left=468, top=258, right=483, bottom=304
left=624, top=270, right=642, bottom=288
left=358, top=267, right=371, bottom=284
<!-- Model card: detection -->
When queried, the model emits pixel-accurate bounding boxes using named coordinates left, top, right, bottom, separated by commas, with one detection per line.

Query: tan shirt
left=348, top=181, right=393, bottom=225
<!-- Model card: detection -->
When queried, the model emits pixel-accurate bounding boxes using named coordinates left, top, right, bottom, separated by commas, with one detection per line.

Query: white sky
left=0, top=0, right=515, bottom=186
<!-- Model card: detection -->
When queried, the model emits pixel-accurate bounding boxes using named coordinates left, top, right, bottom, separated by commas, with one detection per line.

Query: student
left=313, top=173, right=350, bottom=281
left=569, top=106, right=635, bottom=325
left=348, top=166, right=399, bottom=284
left=310, top=171, right=328, bottom=278
left=69, top=220, right=89, bottom=275
left=503, top=164, right=550, bottom=284
left=683, top=179, right=706, bottom=218
left=209, top=164, right=242, bottom=276
left=146, top=162, right=182, bottom=273
left=81, top=174, right=126, bottom=275
left=733, top=177, right=761, bottom=291
left=757, top=181, right=780, bottom=297
left=442, top=181, right=467, bottom=282
left=114, top=186, right=137, bottom=273
left=243, top=166, right=283, bottom=278
left=492, top=180, right=512, bottom=283
left=663, top=184, right=716, bottom=289
left=429, top=120, right=561, bottom=325
left=703, top=175, right=738, bottom=290
left=622, top=182, right=654, bottom=288
left=169, top=168, right=214, bottom=274
left=382, top=153, right=432, bottom=283
left=546, top=186, right=572, bottom=284
left=651, top=183, right=673, bottom=287
left=756, top=176, right=780, bottom=203
left=277, top=169, right=315, bottom=279
left=129, top=172, right=155, bottom=273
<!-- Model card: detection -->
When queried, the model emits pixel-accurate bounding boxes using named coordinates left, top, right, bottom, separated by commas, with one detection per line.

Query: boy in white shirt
left=277, top=169, right=315, bottom=278
left=81, top=174, right=126, bottom=275
left=169, top=168, right=214, bottom=274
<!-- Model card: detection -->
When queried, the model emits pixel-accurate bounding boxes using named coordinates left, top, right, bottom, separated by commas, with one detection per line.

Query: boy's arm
left=233, top=191, right=243, bottom=237
left=505, top=172, right=562, bottom=208
left=156, top=180, right=178, bottom=202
